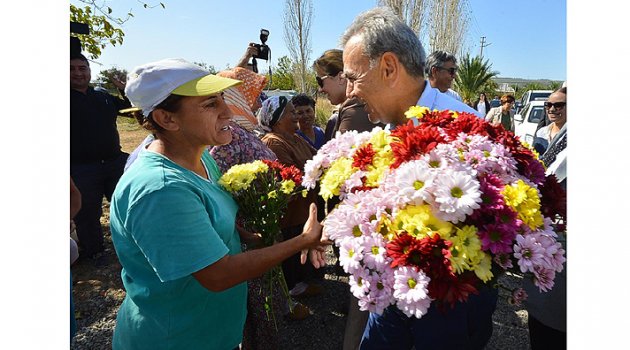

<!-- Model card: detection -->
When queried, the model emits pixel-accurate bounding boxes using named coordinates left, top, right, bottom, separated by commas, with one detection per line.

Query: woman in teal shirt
left=109, top=58, right=328, bottom=350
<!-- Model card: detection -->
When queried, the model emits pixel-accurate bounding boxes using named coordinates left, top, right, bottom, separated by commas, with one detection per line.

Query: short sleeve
left=126, top=185, right=229, bottom=282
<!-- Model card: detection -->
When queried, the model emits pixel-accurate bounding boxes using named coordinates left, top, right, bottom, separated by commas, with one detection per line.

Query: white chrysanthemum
left=324, top=205, right=369, bottom=242
left=302, top=153, right=326, bottom=188
left=392, top=266, right=432, bottom=318
left=348, top=269, right=371, bottom=298
left=431, top=169, right=482, bottom=223
left=339, top=239, right=365, bottom=274
left=360, top=234, right=389, bottom=271
left=392, top=159, right=435, bottom=205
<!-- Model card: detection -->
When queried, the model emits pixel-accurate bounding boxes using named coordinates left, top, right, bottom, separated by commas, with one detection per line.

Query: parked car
left=515, top=90, right=552, bottom=113
left=514, top=100, right=547, bottom=145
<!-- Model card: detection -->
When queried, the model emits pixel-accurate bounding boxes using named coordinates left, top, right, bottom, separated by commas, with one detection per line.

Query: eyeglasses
left=316, top=75, right=331, bottom=88
left=435, top=66, right=458, bottom=75
left=544, top=102, right=566, bottom=109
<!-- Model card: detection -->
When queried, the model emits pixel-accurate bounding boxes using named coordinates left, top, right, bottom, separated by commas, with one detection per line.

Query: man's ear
left=151, top=109, right=180, bottom=131
left=380, top=52, right=399, bottom=86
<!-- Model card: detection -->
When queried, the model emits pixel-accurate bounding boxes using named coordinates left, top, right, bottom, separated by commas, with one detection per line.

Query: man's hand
left=236, top=43, right=259, bottom=68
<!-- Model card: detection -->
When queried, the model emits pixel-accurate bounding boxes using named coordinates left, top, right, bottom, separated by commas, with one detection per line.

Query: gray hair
left=425, top=50, right=457, bottom=78
left=340, top=7, right=426, bottom=78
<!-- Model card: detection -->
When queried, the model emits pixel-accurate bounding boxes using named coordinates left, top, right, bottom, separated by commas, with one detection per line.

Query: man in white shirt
left=425, top=50, right=464, bottom=103
left=340, top=7, right=494, bottom=350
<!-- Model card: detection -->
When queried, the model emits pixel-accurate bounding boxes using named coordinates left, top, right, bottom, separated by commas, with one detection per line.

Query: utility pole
left=480, top=36, right=491, bottom=58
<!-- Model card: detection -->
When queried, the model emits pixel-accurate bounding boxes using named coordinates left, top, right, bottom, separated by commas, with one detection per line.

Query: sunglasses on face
left=316, top=75, right=332, bottom=88
left=544, top=102, right=566, bottom=109
left=436, top=66, right=458, bottom=75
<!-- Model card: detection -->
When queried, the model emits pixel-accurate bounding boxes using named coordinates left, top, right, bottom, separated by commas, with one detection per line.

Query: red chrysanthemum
left=443, top=112, right=494, bottom=140
left=352, top=143, right=376, bottom=170
left=390, top=121, right=446, bottom=169
left=386, top=233, right=480, bottom=309
left=429, top=271, right=480, bottom=311
left=386, top=233, right=423, bottom=268
left=280, top=165, right=303, bottom=186
left=538, top=174, right=567, bottom=226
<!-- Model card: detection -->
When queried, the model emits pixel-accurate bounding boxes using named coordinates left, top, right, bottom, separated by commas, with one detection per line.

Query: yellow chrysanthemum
left=280, top=180, right=296, bottom=194
left=393, top=204, right=453, bottom=239
left=471, top=252, right=494, bottom=282
left=449, top=244, right=470, bottom=274
left=319, top=157, right=354, bottom=201
left=502, top=180, right=544, bottom=230
left=219, top=160, right=269, bottom=192
left=404, top=106, right=431, bottom=119
left=376, top=214, right=397, bottom=241
left=449, top=226, right=484, bottom=274
left=268, top=190, right=278, bottom=199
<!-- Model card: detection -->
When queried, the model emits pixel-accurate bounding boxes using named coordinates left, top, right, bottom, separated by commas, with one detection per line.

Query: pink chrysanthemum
left=358, top=270, right=395, bottom=315
left=509, top=288, right=528, bottom=306
left=361, top=234, right=390, bottom=271
left=477, top=223, right=517, bottom=254
left=392, top=266, right=433, bottom=318
left=493, top=253, right=514, bottom=270
left=532, top=265, right=556, bottom=292
left=513, top=234, right=546, bottom=273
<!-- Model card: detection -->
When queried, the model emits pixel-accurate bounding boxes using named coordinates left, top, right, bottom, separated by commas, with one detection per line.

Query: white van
left=515, top=90, right=552, bottom=113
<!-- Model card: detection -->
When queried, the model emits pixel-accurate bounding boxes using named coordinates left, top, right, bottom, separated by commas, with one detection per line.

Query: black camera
left=252, top=29, right=270, bottom=61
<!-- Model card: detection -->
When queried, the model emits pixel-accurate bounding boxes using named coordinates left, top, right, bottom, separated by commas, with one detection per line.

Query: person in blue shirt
left=109, top=58, right=328, bottom=350
left=340, top=7, right=497, bottom=349
left=292, top=93, right=326, bottom=150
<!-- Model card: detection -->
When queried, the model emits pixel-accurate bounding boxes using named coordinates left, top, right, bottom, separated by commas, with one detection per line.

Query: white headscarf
left=256, top=95, right=289, bottom=133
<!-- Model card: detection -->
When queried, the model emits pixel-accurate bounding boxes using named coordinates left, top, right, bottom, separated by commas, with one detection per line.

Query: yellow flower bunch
left=219, top=160, right=269, bottom=192
left=319, top=157, right=354, bottom=201
left=280, top=180, right=296, bottom=194
left=501, top=180, right=544, bottom=230
left=448, top=225, right=492, bottom=282
left=404, top=106, right=431, bottom=119
left=393, top=204, right=453, bottom=239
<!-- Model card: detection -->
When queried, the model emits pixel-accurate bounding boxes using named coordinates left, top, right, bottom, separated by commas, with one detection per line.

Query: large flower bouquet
left=303, top=107, right=566, bottom=318
left=219, top=159, right=305, bottom=326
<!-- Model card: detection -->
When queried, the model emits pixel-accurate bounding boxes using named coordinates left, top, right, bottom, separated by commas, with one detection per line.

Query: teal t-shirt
left=110, top=150, right=247, bottom=350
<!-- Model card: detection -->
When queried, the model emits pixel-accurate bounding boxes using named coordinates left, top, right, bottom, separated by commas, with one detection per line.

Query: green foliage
left=96, top=67, right=128, bottom=94
left=547, top=81, right=562, bottom=91
left=268, top=56, right=295, bottom=90
left=314, top=98, right=334, bottom=128
left=454, top=54, right=499, bottom=102
left=522, top=82, right=547, bottom=91
left=70, top=1, right=165, bottom=59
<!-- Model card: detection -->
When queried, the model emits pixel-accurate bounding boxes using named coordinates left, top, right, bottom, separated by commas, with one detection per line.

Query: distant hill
left=492, top=77, right=563, bottom=88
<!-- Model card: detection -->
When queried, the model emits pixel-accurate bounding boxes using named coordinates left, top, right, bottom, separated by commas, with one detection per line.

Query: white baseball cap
left=122, top=58, right=242, bottom=116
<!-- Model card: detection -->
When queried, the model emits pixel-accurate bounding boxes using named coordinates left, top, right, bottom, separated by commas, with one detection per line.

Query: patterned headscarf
left=217, top=67, right=268, bottom=109
left=257, top=95, right=289, bottom=132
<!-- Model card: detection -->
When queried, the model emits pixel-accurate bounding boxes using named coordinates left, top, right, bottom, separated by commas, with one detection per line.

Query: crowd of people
left=70, top=6, right=566, bottom=350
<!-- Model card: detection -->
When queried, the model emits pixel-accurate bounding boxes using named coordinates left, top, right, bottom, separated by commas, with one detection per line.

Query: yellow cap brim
left=172, top=74, right=242, bottom=96
left=119, top=107, right=142, bottom=114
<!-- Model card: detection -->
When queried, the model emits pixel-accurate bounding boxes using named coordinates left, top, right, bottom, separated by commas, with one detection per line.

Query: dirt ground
left=70, top=121, right=531, bottom=349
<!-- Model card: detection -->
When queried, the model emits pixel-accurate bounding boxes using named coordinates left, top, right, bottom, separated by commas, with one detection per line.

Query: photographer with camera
left=70, top=52, right=132, bottom=262
left=243, top=29, right=270, bottom=74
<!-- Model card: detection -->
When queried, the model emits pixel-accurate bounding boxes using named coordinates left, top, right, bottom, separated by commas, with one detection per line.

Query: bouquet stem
left=262, top=265, right=294, bottom=331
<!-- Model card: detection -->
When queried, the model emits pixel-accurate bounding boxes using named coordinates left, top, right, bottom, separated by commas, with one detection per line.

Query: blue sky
left=73, top=0, right=566, bottom=81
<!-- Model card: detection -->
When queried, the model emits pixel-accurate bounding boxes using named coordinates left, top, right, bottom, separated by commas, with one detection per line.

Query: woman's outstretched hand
left=300, top=203, right=332, bottom=268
